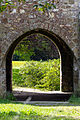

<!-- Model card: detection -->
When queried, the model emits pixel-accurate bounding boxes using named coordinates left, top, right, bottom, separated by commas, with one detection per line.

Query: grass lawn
left=0, top=97, right=80, bottom=120
left=12, top=61, right=26, bottom=69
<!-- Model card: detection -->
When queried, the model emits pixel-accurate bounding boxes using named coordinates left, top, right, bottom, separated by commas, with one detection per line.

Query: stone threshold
left=14, top=101, right=69, bottom=105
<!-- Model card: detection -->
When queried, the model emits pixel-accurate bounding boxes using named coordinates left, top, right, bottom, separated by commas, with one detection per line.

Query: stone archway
left=6, top=28, right=74, bottom=93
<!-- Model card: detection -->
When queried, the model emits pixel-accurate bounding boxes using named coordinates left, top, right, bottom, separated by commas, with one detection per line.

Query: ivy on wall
left=0, top=0, right=59, bottom=13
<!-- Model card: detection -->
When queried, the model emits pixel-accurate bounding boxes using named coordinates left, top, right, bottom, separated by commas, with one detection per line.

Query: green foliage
left=0, top=0, right=57, bottom=13
left=0, top=0, right=25, bottom=13
left=12, top=69, right=23, bottom=86
left=6, top=92, right=16, bottom=101
left=68, top=95, right=80, bottom=104
left=13, top=59, right=60, bottom=91
left=13, top=34, right=59, bottom=61
left=0, top=0, right=15, bottom=13
left=33, top=0, right=57, bottom=13
left=13, top=40, right=35, bottom=61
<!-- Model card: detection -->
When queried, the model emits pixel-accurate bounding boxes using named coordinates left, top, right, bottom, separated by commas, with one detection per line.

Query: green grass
left=0, top=98, right=80, bottom=120
left=12, top=61, right=26, bottom=69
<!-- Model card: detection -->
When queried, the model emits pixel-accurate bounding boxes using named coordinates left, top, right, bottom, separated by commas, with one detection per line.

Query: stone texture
left=0, top=0, right=80, bottom=97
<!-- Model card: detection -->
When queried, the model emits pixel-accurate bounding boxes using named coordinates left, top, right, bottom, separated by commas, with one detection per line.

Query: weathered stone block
left=69, top=0, right=74, bottom=4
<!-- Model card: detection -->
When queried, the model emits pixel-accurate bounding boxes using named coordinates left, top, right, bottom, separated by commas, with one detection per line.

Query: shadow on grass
left=0, top=94, right=80, bottom=106
left=0, top=111, right=78, bottom=120
left=0, top=99, right=22, bottom=104
left=0, top=99, right=80, bottom=107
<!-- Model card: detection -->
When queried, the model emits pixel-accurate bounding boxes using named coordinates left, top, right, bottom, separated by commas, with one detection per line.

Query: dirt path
left=13, top=87, right=62, bottom=93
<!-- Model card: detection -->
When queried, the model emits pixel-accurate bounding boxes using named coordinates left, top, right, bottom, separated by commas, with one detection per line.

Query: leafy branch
left=33, top=0, right=57, bottom=13
left=0, top=0, right=25, bottom=13
left=0, top=0, right=59, bottom=13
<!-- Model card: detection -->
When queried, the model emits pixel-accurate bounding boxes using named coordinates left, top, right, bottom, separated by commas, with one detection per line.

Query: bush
left=13, top=59, right=60, bottom=91
left=12, top=69, right=23, bottom=86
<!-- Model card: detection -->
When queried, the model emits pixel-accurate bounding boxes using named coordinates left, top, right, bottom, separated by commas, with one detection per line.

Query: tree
left=13, top=39, right=35, bottom=61
left=13, top=34, right=59, bottom=61
left=0, top=0, right=59, bottom=13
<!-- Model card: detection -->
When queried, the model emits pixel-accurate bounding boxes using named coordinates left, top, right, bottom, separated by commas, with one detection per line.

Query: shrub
left=12, top=69, right=23, bottom=86
left=34, top=59, right=60, bottom=91
left=13, top=59, right=60, bottom=91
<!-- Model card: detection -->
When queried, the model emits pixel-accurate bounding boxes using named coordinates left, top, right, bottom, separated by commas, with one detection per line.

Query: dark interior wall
left=61, top=51, right=73, bottom=92
left=6, top=29, right=74, bottom=92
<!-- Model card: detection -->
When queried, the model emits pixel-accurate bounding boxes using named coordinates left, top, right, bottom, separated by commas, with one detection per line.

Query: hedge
left=12, top=59, right=60, bottom=91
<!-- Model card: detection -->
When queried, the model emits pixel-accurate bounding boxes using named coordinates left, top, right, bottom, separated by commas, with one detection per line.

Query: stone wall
left=0, top=0, right=80, bottom=97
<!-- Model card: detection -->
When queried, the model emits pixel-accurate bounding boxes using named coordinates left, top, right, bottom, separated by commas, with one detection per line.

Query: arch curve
left=6, top=28, right=74, bottom=92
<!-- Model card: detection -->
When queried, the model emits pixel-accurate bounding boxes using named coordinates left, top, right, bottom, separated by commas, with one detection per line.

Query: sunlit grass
left=12, top=61, right=26, bottom=69
left=0, top=98, right=80, bottom=120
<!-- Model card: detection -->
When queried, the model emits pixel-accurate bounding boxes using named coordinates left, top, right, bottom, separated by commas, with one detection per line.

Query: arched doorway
left=6, top=29, right=74, bottom=100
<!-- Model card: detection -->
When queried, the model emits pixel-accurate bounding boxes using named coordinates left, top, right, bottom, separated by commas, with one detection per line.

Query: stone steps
left=13, top=91, right=72, bottom=101
left=15, top=101, right=69, bottom=105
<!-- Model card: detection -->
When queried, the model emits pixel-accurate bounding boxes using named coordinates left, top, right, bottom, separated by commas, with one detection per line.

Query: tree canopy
left=13, top=34, right=59, bottom=61
left=0, top=0, right=58, bottom=13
